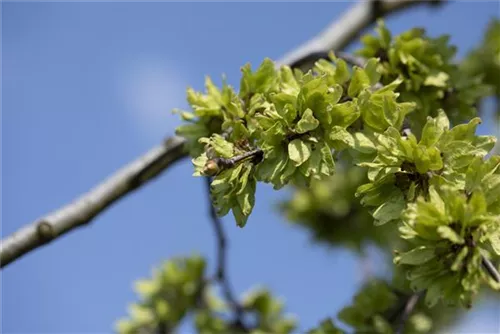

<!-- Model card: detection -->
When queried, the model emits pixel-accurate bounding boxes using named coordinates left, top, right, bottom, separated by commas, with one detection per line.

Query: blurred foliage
left=281, top=166, right=395, bottom=253
left=116, top=256, right=296, bottom=334
left=118, top=17, right=500, bottom=334
left=461, top=19, right=500, bottom=117
left=307, top=278, right=461, bottom=334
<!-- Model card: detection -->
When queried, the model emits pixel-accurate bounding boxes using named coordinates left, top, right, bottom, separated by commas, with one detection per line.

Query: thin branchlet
left=204, top=177, right=248, bottom=332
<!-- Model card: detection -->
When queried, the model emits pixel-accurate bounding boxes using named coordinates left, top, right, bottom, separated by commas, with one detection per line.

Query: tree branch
left=0, top=136, right=186, bottom=268
left=394, top=291, right=425, bottom=334
left=276, top=0, right=444, bottom=70
left=482, top=256, right=500, bottom=283
left=1, top=0, right=443, bottom=268
left=204, top=177, right=247, bottom=332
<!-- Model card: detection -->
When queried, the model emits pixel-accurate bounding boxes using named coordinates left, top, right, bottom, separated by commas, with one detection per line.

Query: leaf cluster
left=116, top=256, right=296, bottom=334
left=357, top=20, right=492, bottom=132
left=156, top=19, right=500, bottom=334
left=183, top=54, right=413, bottom=227
left=281, top=166, right=394, bottom=252
left=116, top=256, right=206, bottom=333
left=461, top=19, right=500, bottom=113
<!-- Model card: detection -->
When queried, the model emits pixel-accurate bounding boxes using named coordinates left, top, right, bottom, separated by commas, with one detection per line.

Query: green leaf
left=329, top=126, right=354, bottom=149
left=334, top=59, right=350, bottom=84
left=376, top=19, right=391, bottom=48
left=134, top=279, right=158, bottom=297
left=331, top=101, right=360, bottom=127
left=490, top=231, right=500, bottom=256
left=348, top=67, right=371, bottom=97
left=320, top=143, right=335, bottom=175
left=424, top=71, right=449, bottom=87
left=395, top=246, right=436, bottom=265
left=420, top=116, right=445, bottom=147
left=288, top=139, right=312, bottom=166
left=435, top=110, right=450, bottom=131
left=437, top=225, right=464, bottom=244
left=425, top=283, right=442, bottom=307
left=364, top=58, right=381, bottom=85
left=353, top=132, right=376, bottom=153
left=414, top=145, right=431, bottom=173
left=372, top=195, right=405, bottom=225
left=232, top=204, right=249, bottom=228
left=296, top=108, right=320, bottom=133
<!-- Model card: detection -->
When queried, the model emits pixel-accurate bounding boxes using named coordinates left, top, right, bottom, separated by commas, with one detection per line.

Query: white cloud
left=118, top=56, right=190, bottom=142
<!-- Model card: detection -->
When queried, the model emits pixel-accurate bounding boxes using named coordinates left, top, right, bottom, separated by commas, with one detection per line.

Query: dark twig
left=468, top=235, right=500, bottom=284
left=217, top=149, right=263, bottom=170
left=394, top=291, right=425, bottom=334
left=204, top=177, right=247, bottom=331
left=156, top=320, right=171, bottom=334
left=482, top=256, right=500, bottom=283
left=372, top=0, right=384, bottom=22
left=203, top=149, right=263, bottom=177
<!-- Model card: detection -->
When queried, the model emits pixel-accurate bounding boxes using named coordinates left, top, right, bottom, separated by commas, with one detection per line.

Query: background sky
left=2, top=1, right=500, bottom=333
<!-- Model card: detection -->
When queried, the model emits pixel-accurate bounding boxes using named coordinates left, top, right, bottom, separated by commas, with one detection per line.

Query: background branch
left=394, top=291, right=425, bottom=334
left=482, top=256, right=500, bottom=283
left=0, top=0, right=445, bottom=268
left=204, top=177, right=247, bottom=332
left=276, top=0, right=443, bottom=71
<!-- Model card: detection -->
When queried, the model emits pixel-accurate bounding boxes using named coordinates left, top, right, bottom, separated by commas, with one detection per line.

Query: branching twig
left=204, top=177, right=247, bottom=331
left=1, top=0, right=445, bottom=269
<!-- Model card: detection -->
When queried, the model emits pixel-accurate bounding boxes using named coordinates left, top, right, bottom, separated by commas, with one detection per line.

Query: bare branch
left=276, top=0, right=444, bottom=71
left=394, top=291, right=425, bottom=334
left=1, top=0, right=442, bottom=268
left=1, top=136, right=186, bottom=268
left=482, top=256, right=500, bottom=283
left=204, top=177, right=247, bottom=332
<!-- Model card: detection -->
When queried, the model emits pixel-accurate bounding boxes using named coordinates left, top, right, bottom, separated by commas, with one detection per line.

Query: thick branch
left=0, top=136, right=186, bottom=268
left=1, top=0, right=442, bottom=268
left=276, top=0, right=443, bottom=70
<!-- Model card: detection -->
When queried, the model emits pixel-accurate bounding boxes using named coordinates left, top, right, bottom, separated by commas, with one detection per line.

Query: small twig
left=204, top=149, right=263, bottom=177
left=482, top=256, right=500, bottom=283
left=156, top=320, right=171, bottom=334
left=394, top=291, right=425, bottom=334
left=218, top=149, right=263, bottom=169
left=371, top=0, right=384, bottom=20
left=204, top=177, right=247, bottom=331
left=468, top=236, right=500, bottom=284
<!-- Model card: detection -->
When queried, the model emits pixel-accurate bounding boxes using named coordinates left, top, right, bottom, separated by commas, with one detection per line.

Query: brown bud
left=202, top=159, right=220, bottom=176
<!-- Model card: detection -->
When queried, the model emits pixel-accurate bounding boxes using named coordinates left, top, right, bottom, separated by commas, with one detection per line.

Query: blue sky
left=2, top=1, right=499, bottom=333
